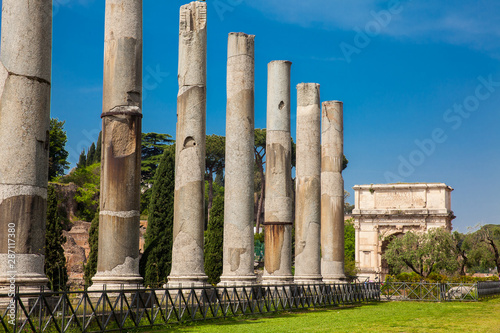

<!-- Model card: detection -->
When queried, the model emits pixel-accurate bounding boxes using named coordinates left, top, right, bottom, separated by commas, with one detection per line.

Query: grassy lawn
left=137, top=298, right=500, bottom=333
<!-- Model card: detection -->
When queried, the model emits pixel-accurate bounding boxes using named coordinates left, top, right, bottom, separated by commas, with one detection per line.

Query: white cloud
left=247, top=0, right=500, bottom=58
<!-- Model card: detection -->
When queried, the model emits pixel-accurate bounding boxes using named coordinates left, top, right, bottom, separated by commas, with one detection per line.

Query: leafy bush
left=59, top=163, right=100, bottom=221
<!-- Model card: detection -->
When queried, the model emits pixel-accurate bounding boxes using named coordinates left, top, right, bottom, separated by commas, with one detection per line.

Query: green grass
left=135, top=298, right=500, bottom=333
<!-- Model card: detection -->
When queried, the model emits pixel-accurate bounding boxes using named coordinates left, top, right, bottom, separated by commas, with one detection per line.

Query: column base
left=321, top=260, right=345, bottom=283
left=322, top=274, right=347, bottom=284
left=294, top=275, right=323, bottom=284
left=218, top=275, right=257, bottom=287
left=89, top=274, right=143, bottom=291
left=166, top=274, right=208, bottom=289
left=0, top=254, right=48, bottom=293
left=261, top=275, right=294, bottom=285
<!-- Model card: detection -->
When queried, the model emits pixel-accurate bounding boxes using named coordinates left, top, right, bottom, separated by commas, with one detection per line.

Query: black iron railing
left=477, top=281, right=500, bottom=298
left=0, top=282, right=380, bottom=333
left=381, top=282, right=483, bottom=301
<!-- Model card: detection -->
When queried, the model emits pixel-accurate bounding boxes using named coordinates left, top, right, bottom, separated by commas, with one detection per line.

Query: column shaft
left=168, top=1, right=208, bottom=287
left=220, top=32, right=256, bottom=286
left=294, top=83, right=322, bottom=283
left=263, top=61, right=293, bottom=284
left=92, top=0, right=143, bottom=289
left=321, top=101, right=346, bottom=282
left=0, top=0, right=52, bottom=291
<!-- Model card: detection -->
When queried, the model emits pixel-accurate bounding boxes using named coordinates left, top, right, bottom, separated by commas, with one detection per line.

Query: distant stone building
left=351, top=183, right=455, bottom=281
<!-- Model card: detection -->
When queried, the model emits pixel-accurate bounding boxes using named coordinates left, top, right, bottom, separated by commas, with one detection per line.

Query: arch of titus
left=0, top=0, right=348, bottom=291
left=351, top=183, right=455, bottom=282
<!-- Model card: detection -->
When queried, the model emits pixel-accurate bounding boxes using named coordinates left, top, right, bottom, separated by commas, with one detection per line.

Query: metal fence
left=0, top=283, right=380, bottom=333
left=381, top=282, right=491, bottom=301
left=477, top=281, right=500, bottom=298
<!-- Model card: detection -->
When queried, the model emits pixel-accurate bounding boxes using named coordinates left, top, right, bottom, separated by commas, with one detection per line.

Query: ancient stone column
left=262, top=61, right=293, bottom=285
left=294, top=83, right=322, bottom=284
left=321, top=101, right=346, bottom=283
left=220, top=33, right=256, bottom=286
left=168, top=1, right=208, bottom=288
left=91, top=0, right=143, bottom=290
left=0, top=0, right=51, bottom=292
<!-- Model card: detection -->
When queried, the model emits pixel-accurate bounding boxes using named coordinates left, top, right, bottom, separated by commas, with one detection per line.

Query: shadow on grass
left=131, top=302, right=385, bottom=333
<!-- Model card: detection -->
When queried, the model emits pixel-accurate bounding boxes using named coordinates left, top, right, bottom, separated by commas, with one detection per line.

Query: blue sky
left=5, top=0, right=500, bottom=232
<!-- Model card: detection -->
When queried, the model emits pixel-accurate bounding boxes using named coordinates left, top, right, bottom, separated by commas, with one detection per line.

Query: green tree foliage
left=48, top=118, right=70, bottom=180
left=205, top=180, right=225, bottom=229
left=45, top=185, right=68, bottom=291
left=205, top=134, right=225, bottom=221
left=451, top=231, right=471, bottom=276
left=140, top=146, right=175, bottom=287
left=383, top=228, right=458, bottom=278
left=94, top=131, right=102, bottom=164
left=204, top=194, right=224, bottom=285
left=60, top=163, right=100, bottom=221
left=344, top=191, right=355, bottom=214
left=141, top=132, right=173, bottom=185
left=254, top=232, right=265, bottom=262
left=84, top=212, right=99, bottom=286
left=77, top=149, right=87, bottom=169
left=468, top=225, right=500, bottom=275
left=214, top=169, right=224, bottom=187
left=342, top=155, right=348, bottom=171
left=140, top=187, right=153, bottom=216
left=86, top=142, right=96, bottom=166
left=344, top=218, right=358, bottom=277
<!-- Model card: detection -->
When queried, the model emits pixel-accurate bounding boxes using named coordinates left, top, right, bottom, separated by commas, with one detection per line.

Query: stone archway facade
left=351, top=183, right=455, bottom=281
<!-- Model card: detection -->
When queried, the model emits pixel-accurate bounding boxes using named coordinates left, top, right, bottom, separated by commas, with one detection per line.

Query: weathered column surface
left=262, top=61, right=293, bottom=285
left=0, top=0, right=51, bottom=291
left=168, top=1, right=208, bottom=288
left=321, top=101, right=346, bottom=282
left=220, top=32, right=256, bottom=286
left=294, top=83, right=322, bottom=283
left=91, top=0, right=143, bottom=290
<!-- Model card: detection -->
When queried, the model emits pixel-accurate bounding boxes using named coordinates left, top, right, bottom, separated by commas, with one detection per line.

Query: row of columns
left=169, top=2, right=346, bottom=286
left=0, top=0, right=345, bottom=291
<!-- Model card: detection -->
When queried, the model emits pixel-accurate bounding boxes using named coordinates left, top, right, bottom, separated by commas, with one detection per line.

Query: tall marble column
left=91, top=0, right=143, bottom=290
left=220, top=32, right=256, bottom=286
left=262, top=61, right=293, bottom=285
left=294, top=83, right=322, bottom=283
left=168, top=1, right=208, bottom=288
left=321, top=101, right=346, bottom=283
left=0, top=0, right=52, bottom=292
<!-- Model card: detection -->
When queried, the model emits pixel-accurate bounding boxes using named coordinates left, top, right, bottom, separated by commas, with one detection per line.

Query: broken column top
left=228, top=32, right=255, bottom=58
left=178, top=1, right=207, bottom=88
left=180, top=1, right=207, bottom=32
left=322, top=100, right=343, bottom=132
left=323, top=100, right=343, bottom=105
left=297, top=83, right=320, bottom=106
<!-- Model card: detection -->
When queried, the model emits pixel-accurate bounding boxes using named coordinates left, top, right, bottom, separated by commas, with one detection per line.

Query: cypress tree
left=139, top=146, right=175, bottom=287
left=77, top=149, right=87, bottom=169
left=204, top=194, right=224, bottom=285
left=84, top=212, right=99, bottom=287
left=87, top=142, right=96, bottom=166
left=94, top=131, right=102, bottom=164
left=45, top=185, right=68, bottom=291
